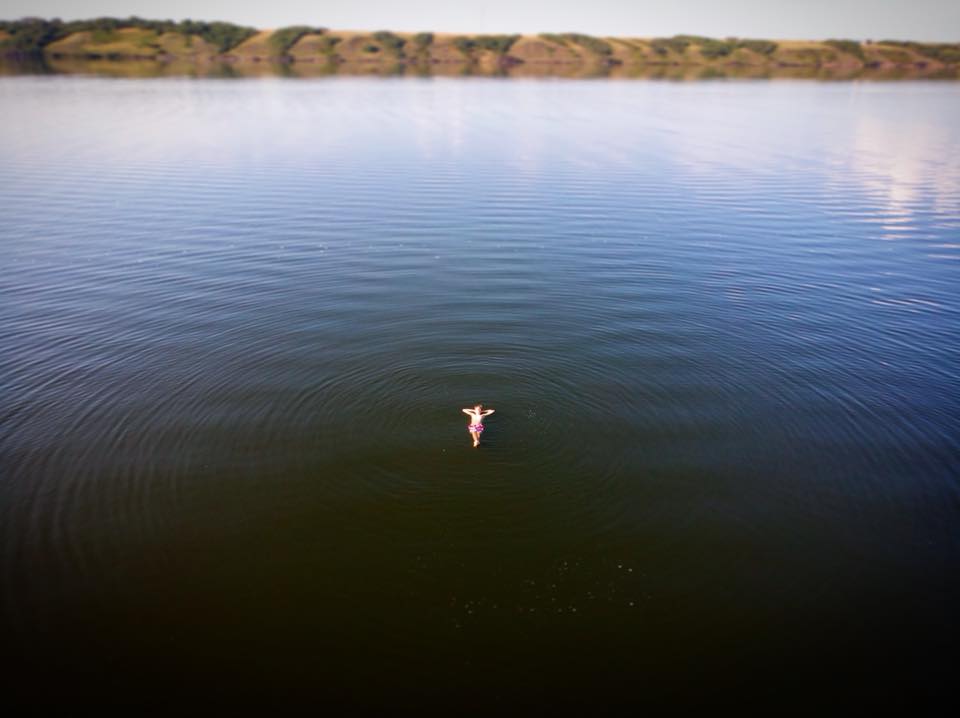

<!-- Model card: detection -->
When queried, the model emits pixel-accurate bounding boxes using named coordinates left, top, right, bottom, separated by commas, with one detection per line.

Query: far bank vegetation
left=1, top=17, right=957, bottom=73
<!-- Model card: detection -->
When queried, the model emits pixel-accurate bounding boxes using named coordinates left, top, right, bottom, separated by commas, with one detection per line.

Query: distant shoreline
left=2, top=18, right=958, bottom=79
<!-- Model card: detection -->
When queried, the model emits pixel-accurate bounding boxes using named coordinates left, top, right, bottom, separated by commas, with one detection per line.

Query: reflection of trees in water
left=2, top=56, right=958, bottom=81
left=0, top=54, right=54, bottom=75
left=697, top=67, right=727, bottom=80
left=206, top=62, right=238, bottom=79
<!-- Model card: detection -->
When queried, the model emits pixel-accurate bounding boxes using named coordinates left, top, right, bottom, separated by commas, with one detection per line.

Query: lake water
left=2, top=76, right=959, bottom=709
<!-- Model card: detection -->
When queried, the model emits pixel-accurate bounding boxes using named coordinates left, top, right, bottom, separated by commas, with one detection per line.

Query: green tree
left=0, top=18, right=67, bottom=53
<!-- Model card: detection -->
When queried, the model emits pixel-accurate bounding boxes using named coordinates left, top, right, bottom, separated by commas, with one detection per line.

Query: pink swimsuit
left=469, top=423, right=484, bottom=433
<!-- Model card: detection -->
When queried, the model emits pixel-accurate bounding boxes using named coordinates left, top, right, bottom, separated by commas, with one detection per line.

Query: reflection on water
left=1, top=77, right=959, bottom=710
left=3, top=55, right=959, bottom=81
left=848, top=116, right=960, bottom=227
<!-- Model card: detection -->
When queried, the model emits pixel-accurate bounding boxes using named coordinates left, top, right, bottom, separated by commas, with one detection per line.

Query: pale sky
left=2, top=0, right=958, bottom=42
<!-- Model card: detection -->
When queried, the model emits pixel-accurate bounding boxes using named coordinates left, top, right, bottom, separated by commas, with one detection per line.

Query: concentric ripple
left=2, top=77, right=959, bottom=705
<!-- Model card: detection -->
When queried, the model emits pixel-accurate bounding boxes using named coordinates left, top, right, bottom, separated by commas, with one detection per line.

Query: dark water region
left=3, top=54, right=960, bottom=81
left=2, top=77, right=959, bottom=709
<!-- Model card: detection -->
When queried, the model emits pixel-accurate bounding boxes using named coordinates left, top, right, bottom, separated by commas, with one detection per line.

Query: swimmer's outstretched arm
left=462, top=408, right=476, bottom=416
left=482, top=409, right=495, bottom=416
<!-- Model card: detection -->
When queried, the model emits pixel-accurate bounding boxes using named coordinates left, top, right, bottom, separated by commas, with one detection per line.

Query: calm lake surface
left=2, top=76, right=959, bottom=708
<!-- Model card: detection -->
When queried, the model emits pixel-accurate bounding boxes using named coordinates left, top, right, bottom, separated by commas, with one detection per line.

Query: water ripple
left=2, top=79, right=959, bottom=696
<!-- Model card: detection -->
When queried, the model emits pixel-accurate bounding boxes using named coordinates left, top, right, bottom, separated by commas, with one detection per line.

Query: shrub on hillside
left=825, top=39, right=865, bottom=60
left=562, top=33, right=613, bottom=56
left=372, top=31, right=405, bottom=55
left=474, top=35, right=520, bottom=54
left=186, top=21, right=256, bottom=53
left=538, top=33, right=568, bottom=46
left=412, top=33, right=433, bottom=51
left=915, top=43, right=960, bottom=63
left=879, top=39, right=960, bottom=64
left=673, top=35, right=711, bottom=44
left=90, top=27, right=121, bottom=44
left=270, top=26, right=325, bottom=54
left=650, top=36, right=691, bottom=55
left=315, top=35, right=341, bottom=55
left=650, top=35, right=778, bottom=60
left=737, top=39, right=778, bottom=55
left=699, top=38, right=736, bottom=58
left=453, top=36, right=478, bottom=55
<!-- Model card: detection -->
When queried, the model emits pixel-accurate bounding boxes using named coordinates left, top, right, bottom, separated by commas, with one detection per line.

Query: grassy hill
left=2, top=17, right=958, bottom=74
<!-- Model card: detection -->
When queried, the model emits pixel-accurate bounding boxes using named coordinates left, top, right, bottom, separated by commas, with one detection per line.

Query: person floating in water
left=462, top=404, right=495, bottom=447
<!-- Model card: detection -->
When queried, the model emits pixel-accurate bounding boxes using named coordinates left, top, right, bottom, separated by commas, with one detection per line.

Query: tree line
left=0, top=17, right=258, bottom=54
left=2, top=18, right=957, bottom=65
